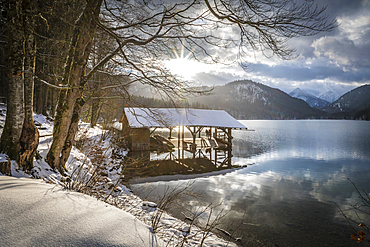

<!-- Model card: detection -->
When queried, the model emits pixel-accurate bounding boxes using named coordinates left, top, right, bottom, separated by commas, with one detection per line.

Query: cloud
left=311, top=27, right=370, bottom=71
left=185, top=0, right=370, bottom=98
left=248, top=1, right=370, bottom=94
left=321, top=0, right=369, bottom=17
left=192, top=71, right=245, bottom=86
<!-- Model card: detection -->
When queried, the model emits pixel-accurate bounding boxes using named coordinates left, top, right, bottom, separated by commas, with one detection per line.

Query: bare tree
left=1, top=0, right=336, bottom=172
left=45, top=0, right=103, bottom=172
left=0, top=1, right=7, bottom=100
left=33, top=1, right=84, bottom=117
left=0, top=0, right=39, bottom=171
left=0, top=0, right=24, bottom=161
left=18, top=0, right=39, bottom=171
left=45, top=0, right=336, bottom=173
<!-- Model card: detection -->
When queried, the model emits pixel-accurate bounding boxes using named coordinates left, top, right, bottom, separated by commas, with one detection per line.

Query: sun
left=165, top=58, right=204, bottom=80
left=164, top=42, right=211, bottom=81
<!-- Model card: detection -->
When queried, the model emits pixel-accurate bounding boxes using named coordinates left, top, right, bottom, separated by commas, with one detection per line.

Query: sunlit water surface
left=131, top=120, right=370, bottom=247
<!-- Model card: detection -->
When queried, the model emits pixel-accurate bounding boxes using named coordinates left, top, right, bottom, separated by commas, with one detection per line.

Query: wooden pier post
left=227, top=128, right=232, bottom=168
left=182, top=125, right=185, bottom=160
left=178, top=127, right=180, bottom=160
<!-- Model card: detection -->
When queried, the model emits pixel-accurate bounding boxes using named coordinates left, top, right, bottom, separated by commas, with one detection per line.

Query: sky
left=166, top=0, right=370, bottom=97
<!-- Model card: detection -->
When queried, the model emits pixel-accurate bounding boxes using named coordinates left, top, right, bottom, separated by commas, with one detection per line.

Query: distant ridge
left=289, top=88, right=329, bottom=108
left=189, top=80, right=326, bottom=119
left=318, top=90, right=339, bottom=104
left=128, top=80, right=370, bottom=120
left=324, top=84, right=370, bottom=118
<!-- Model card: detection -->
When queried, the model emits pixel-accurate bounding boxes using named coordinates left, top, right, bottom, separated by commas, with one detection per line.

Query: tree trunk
left=47, top=88, right=77, bottom=172
left=0, top=72, right=23, bottom=161
left=91, top=98, right=100, bottom=127
left=59, top=98, right=86, bottom=167
left=0, top=0, right=24, bottom=160
left=34, top=79, right=49, bottom=116
left=46, top=0, right=103, bottom=173
left=42, top=85, right=49, bottom=116
left=49, top=87, right=58, bottom=118
left=34, top=79, right=41, bottom=114
left=18, top=4, right=39, bottom=171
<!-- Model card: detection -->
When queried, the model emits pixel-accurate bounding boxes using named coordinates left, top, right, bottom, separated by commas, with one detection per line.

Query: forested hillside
left=189, top=80, right=326, bottom=119
left=324, top=84, right=370, bottom=118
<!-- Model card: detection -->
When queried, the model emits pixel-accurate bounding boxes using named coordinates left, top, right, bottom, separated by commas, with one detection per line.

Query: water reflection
left=233, top=120, right=370, bottom=161
left=131, top=120, right=370, bottom=246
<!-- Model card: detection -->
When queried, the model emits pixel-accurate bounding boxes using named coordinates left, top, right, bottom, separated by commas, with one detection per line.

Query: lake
left=131, top=120, right=370, bottom=247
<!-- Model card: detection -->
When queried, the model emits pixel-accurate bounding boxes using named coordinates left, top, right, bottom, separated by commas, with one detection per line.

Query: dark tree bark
left=46, top=0, right=103, bottom=173
left=42, top=85, right=49, bottom=116
left=1, top=0, right=39, bottom=171
left=91, top=98, right=101, bottom=127
left=34, top=79, right=42, bottom=114
left=49, top=87, right=58, bottom=117
left=0, top=0, right=24, bottom=160
left=18, top=0, right=39, bottom=171
left=0, top=3, right=7, bottom=100
left=34, top=78, right=49, bottom=116
left=59, top=97, right=85, bottom=167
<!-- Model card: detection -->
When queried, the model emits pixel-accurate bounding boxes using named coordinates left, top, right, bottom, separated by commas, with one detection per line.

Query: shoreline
left=130, top=166, right=244, bottom=184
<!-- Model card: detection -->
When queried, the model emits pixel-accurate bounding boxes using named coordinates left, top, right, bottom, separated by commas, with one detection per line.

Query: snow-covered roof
left=117, top=108, right=247, bottom=129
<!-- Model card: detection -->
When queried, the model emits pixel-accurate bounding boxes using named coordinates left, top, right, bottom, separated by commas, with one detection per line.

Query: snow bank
left=0, top=176, right=164, bottom=247
left=0, top=110, right=237, bottom=247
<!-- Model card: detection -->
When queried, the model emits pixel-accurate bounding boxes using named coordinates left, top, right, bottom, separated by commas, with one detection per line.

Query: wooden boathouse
left=113, top=108, right=247, bottom=169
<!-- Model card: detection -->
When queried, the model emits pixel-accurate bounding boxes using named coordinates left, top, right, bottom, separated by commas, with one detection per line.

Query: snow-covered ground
left=0, top=175, right=164, bottom=247
left=0, top=105, right=237, bottom=247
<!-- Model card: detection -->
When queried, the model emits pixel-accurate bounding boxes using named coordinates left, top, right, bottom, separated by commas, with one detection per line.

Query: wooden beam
left=182, top=125, right=185, bottom=159
left=197, top=127, right=204, bottom=138
left=227, top=128, right=232, bottom=168
left=192, top=126, right=196, bottom=159
left=178, top=126, right=180, bottom=160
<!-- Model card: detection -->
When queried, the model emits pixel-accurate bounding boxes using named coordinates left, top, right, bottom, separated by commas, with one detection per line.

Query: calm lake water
left=131, top=120, right=370, bottom=247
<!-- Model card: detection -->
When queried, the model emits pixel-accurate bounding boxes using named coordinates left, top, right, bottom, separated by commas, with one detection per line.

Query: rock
left=142, top=201, right=157, bottom=211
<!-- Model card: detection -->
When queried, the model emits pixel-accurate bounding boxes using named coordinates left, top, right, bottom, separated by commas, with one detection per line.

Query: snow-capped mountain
left=289, top=88, right=330, bottom=108
left=188, top=80, right=326, bottom=119
left=318, top=91, right=339, bottom=104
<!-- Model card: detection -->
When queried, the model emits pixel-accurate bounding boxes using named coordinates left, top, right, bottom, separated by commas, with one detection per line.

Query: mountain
left=128, top=80, right=369, bottom=120
left=189, top=80, right=326, bottom=119
left=318, top=90, right=339, bottom=104
left=324, top=84, right=370, bottom=118
left=289, top=88, right=330, bottom=108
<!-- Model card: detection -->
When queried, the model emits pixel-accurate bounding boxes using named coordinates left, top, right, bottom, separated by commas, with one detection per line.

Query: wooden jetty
left=113, top=108, right=247, bottom=170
